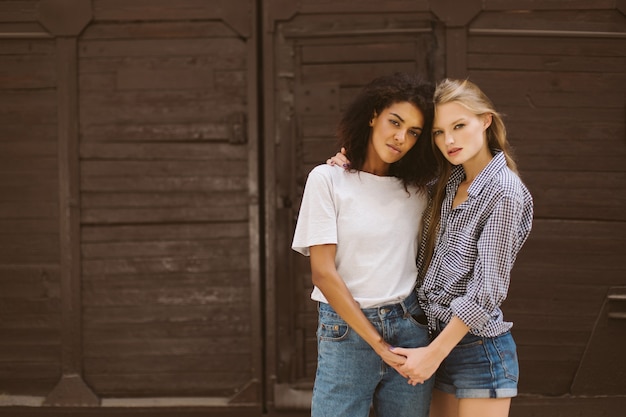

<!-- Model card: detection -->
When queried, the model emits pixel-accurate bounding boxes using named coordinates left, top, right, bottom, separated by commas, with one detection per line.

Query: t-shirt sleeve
left=291, top=168, right=338, bottom=256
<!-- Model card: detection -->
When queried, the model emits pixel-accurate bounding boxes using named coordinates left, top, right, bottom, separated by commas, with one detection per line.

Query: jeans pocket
left=318, top=314, right=350, bottom=341
left=493, top=333, right=519, bottom=382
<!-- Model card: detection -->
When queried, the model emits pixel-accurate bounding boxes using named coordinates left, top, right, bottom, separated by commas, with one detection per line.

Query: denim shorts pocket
left=317, top=314, right=350, bottom=341
left=493, top=332, right=519, bottom=382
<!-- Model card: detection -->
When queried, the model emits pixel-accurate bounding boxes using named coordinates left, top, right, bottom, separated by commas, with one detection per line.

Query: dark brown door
left=264, top=2, right=443, bottom=408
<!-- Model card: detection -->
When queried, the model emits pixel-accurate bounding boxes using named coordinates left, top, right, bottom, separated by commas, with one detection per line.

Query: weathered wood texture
left=270, top=4, right=443, bottom=391
left=0, top=30, right=61, bottom=395
left=0, top=0, right=260, bottom=403
left=78, top=9, right=254, bottom=396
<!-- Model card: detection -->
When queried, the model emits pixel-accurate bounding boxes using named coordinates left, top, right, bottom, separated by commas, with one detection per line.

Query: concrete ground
left=0, top=395, right=624, bottom=417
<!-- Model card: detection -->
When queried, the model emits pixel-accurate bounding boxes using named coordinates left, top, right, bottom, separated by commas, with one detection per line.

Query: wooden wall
left=0, top=0, right=262, bottom=408
left=0, top=9, right=60, bottom=397
left=0, top=0, right=624, bottom=414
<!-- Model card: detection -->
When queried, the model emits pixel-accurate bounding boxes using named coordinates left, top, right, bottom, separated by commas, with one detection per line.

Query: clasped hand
left=391, top=345, right=442, bottom=386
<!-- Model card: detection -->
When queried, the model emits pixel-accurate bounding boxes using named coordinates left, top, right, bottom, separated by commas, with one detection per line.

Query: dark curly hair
left=336, top=72, right=437, bottom=190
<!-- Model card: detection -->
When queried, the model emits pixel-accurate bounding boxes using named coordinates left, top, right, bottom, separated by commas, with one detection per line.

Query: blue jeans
left=312, top=291, right=433, bottom=417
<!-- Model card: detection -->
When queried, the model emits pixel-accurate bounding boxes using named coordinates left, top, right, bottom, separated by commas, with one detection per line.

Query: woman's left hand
left=391, top=346, right=442, bottom=385
left=326, top=147, right=350, bottom=168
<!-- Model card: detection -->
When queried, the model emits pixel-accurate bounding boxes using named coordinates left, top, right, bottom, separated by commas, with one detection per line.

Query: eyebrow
left=390, top=112, right=423, bottom=131
left=433, top=117, right=466, bottom=130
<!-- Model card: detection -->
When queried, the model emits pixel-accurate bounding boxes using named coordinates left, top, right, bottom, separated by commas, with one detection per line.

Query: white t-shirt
left=292, top=164, right=427, bottom=308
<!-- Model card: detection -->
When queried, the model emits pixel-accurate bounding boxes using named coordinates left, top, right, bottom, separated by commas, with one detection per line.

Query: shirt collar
left=447, top=151, right=507, bottom=198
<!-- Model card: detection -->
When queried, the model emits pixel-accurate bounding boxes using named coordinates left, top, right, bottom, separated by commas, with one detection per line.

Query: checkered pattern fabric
left=417, top=152, right=534, bottom=337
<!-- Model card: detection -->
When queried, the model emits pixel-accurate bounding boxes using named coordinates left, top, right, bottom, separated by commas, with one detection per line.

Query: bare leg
left=458, top=398, right=511, bottom=417
left=429, top=389, right=459, bottom=417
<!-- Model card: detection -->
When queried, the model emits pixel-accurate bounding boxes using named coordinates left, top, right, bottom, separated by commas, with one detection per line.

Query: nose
left=394, top=129, right=406, bottom=143
left=444, top=132, right=454, bottom=145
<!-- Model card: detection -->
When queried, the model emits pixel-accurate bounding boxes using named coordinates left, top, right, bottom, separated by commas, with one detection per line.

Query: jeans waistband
left=319, top=289, right=420, bottom=320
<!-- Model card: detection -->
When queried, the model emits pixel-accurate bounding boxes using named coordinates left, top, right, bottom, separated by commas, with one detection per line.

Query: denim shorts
left=434, top=321, right=519, bottom=399
left=312, top=290, right=433, bottom=417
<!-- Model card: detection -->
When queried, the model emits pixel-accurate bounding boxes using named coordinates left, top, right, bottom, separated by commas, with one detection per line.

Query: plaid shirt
left=417, top=152, right=533, bottom=337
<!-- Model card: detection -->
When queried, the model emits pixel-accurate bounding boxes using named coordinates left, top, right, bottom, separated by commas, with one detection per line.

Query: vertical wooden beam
left=37, top=0, right=98, bottom=406
left=430, top=0, right=482, bottom=78
left=229, top=0, right=263, bottom=405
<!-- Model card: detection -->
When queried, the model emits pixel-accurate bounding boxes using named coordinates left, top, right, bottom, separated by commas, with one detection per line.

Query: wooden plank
left=0, top=219, right=59, bottom=234
left=83, top=319, right=251, bottom=341
left=468, top=70, right=625, bottom=96
left=84, top=354, right=251, bottom=373
left=300, top=62, right=418, bottom=85
left=281, top=11, right=433, bottom=37
left=82, top=301, right=251, bottom=325
left=91, top=0, right=250, bottom=25
left=506, top=283, right=607, bottom=315
left=510, top=140, right=624, bottom=172
left=300, top=42, right=419, bottom=63
left=0, top=1, right=38, bottom=23
left=82, top=237, right=250, bottom=259
left=81, top=175, right=247, bottom=193
left=80, top=207, right=247, bottom=224
left=468, top=53, right=626, bottom=73
left=81, top=21, right=235, bottom=39
left=0, top=344, right=60, bottom=363
left=79, top=38, right=246, bottom=58
left=81, top=194, right=249, bottom=223
left=80, top=143, right=247, bottom=161
left=83, top=285, right=250, bottom=307
left=469, top=35, right=626, bottom=56
left=83, top=371, right=250, bottom=396
left=517, top=360, right=578, bottom=395
left=0, top=328, right=60, bottom=345
left=472, top=9, right=625, bottom=32
left=79, top=93, right=246, bottom=125
left=0, top=57, right=56, bottom=89
left=0, top=104, right=56, bottom=140
left=298, top=0, right=429, bottom=14
left=83, top=273, right=249, bottom=290
left=0, top=297, right=60, bottom=314
left=0, top=202, right=58, bottom=218
left=81, top=160, right=247, bottom=177
left=82, top=254, right=249, bottom=276
left=81, top=223, right=248, bottom=242
left=79, top=54, right=245, bottom=75
left=0, top=141, right=57, bottom=158
left=0, top=182, right=58, bottom=202
left=0, top=38, right=55, bottom=54
left=80, top=123, right=231, bottom=142
left=485, top=0, right=617, bottom=11
left=523, top=171, right=625, bottom=220
left=83, top=336, right=251, bottom=357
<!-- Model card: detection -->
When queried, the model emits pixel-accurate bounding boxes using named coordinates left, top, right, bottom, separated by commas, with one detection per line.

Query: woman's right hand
left=326, top=147, right=350, bottom=168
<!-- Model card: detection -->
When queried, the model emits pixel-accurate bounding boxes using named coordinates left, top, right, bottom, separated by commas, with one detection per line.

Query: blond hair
left=420, top=79, right=519, bottom=278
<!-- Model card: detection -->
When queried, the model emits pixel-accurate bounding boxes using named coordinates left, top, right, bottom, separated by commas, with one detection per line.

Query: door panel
left=266, top=3, right=442, bottom=407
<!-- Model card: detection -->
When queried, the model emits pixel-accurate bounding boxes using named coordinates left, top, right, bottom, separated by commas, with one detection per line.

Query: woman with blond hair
left=394, top=78, right=533, bottom=417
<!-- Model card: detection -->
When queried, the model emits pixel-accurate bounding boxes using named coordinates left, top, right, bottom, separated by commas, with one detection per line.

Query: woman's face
left=432, top=101, right=492, bottom=168
left=365, top=101, right=424, bottom=174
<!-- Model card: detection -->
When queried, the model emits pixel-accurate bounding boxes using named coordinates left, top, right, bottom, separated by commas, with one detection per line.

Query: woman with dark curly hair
left=292, top=72, right=437, bottom=417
